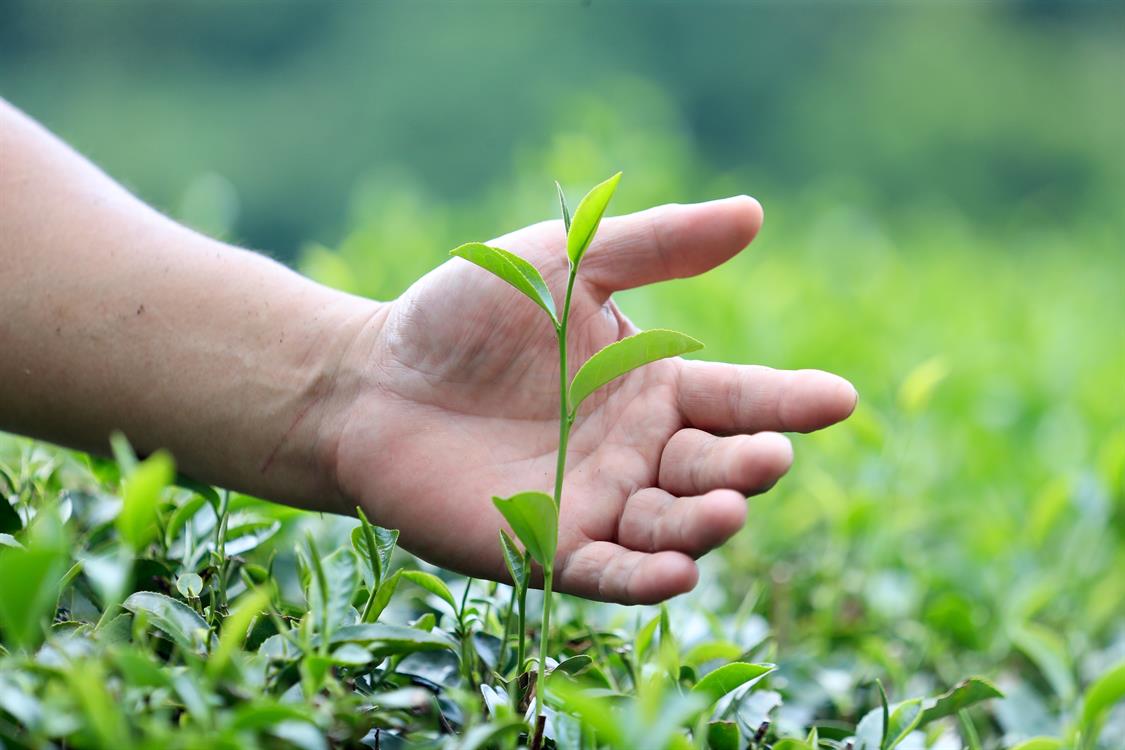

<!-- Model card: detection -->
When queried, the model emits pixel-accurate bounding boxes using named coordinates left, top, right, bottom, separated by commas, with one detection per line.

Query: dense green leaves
left=569, top=329, right=703, bottom=412
left=450, top=242, right=558, bottom=323
left=566, top=171, right=622, bottom=269
left=492, top=491, right=558, bottom=568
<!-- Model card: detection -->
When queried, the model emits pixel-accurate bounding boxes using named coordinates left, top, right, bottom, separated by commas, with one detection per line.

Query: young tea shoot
left=449, top=173, right=704, bottom=742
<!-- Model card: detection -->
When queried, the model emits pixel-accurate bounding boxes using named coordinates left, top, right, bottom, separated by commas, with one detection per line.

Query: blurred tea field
left=2, top=2, right=1124, bottom=747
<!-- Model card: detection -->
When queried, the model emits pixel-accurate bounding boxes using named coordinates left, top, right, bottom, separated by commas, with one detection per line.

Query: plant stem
left=535, top=265, right=578, bottom=731
left=534, top=567, right=554, bottom=733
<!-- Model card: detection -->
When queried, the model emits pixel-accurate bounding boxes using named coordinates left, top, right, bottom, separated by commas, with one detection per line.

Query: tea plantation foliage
left=2, top=176, right=1123, bottom=748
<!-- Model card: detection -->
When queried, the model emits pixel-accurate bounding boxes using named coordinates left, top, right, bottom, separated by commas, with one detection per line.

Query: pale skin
left=0, top=98, right=857, bottom=605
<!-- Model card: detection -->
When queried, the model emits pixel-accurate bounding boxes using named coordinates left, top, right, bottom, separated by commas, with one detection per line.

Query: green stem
left=535, top=567, right=554, bottom=741
left=534, top=265, right=578, bottom=733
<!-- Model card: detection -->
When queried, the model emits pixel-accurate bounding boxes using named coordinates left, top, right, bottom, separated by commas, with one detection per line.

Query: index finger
left=676, top=360, right=858, bottom=434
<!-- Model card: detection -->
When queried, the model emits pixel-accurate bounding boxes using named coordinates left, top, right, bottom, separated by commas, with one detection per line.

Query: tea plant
left=450, top=174, right=707, bottom=743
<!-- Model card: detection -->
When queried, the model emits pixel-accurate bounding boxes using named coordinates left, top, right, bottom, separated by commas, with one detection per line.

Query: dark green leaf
left=566, top=172, right=622, bottom=269
left=122, top=591, right=210, bottom=655
left=569, top=329, right=703, bottom=413
left=450, top=242, right=557, bottom=323
left=0, top=496, right=20, bottom=534
left=492, top=491, right=558, bottom=569
left=918, top=677, right=1003, bottom=724
left=325, top=622, right=457, bottom=656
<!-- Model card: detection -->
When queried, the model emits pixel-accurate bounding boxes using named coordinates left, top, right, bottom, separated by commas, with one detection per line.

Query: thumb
left=578, top=195, right=764, bottom=295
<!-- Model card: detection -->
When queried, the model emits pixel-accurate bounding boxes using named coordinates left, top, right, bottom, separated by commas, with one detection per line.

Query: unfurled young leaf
left=499, top=528, right=528, bottom=591
left=569, top=329, right=703, bottom=413
left=492, top=491, right=558, bottom=569
left=117, top=450, right=175, bottom=552
left=352, top=507, right=398, bottom=586
left=450, top=242, right=558, bottom=323
left=555, top=180, right=572, bottom=233
left=566, top=171, right=621, bottom=269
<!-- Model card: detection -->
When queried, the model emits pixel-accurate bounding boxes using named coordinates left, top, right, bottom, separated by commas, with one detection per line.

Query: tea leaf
left=117, top=450, right=175, bottom=552
left=556, top=180, right=572, bottom=233
left=706, top=721, right=741, bottom=750
left=567, top=172, right=622, bottom=269
left=123, top=591, right=210, bottom=655
left=1080, top=659, right=1125, bottom=741
left=450, top=242, right=557, bottom=323
left=499, top=528, right=528, bottom=592
left=492, top=491, right=558, bottom=569
left=918, top=677, right=1003, bottom=724
left=307, top=547, right=360, bottom=637
left=690, top=662, right=774, bottom=706
left=569, top=329, right=703, bottom=413
left=400, top=569, right=458, bottom=611
left=208, top=587, right=270, bottom=679
left=0, top=512, right=68, bottom=650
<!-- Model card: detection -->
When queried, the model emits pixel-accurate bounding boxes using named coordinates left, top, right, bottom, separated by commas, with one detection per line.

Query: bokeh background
left=3, top=1, right=1123, bottom=742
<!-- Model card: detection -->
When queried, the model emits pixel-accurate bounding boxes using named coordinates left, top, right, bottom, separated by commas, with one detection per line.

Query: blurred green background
left=3, top=1, right=1123, bottom=741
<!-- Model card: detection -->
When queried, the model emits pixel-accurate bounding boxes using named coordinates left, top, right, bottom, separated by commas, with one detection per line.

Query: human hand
left=329, top=197, right=857, bottom=604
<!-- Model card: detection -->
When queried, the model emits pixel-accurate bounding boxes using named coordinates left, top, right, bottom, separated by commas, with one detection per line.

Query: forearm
left=0, top=98, right=380, bottom=510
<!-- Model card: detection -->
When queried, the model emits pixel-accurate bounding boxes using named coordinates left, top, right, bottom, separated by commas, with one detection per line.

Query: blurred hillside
left=2, top=1, right=1122, bottom=264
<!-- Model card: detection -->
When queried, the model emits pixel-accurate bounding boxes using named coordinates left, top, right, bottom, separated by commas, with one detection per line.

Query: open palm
left=334, top=197, right=856, bottom=604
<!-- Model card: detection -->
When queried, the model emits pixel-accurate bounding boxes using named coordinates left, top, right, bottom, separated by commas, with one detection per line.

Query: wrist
left=302, top=291, right=392, bottom=516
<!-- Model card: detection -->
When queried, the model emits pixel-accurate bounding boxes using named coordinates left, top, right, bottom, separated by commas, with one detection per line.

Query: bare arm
left=0, top=98, right=378, bottom=510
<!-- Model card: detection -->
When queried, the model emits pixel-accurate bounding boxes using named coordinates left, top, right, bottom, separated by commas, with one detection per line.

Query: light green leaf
left=856, top=698, right=925, bottom=750
left=492, top=491, right=558, bottom=569
left=351, top=512, right=398, bottom=587
left=117, top=450, right=175, bottom=552
left=0, top=512, right=68, bottom=650
left=208, top=587, right=270, bottom=678
left=918, top=677, right=1003, bottom=724
left=566, top=172, right=622, bottom=269
left=307, top=547, right=360, bottom=637
left=1012, top=623, right=1076, bottom=703
left=1080, top=659, right=1125, bottom=740
left=176, top=572, right=203, bottom=599
left=362, top=569, right=400, bottom=623
left=499, top=528, right=528, bottom=592
left=400, top=569, right=458, bottom=611
left=122, top=591, right=210, bottom=655
left=569, top=329, right=703, bottom=413
left=1009, top=740, right=1063, bottom=750
left=771, top=741, right=815, bottom=750
left=690, top=662, right=775, bottom=706
left=706, top=721, right=741, bottom=750
left=450, top=242, right=557, bottom=323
